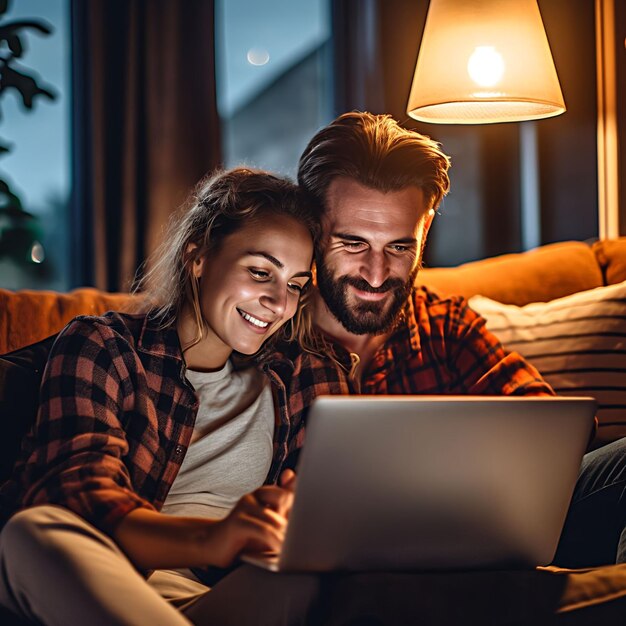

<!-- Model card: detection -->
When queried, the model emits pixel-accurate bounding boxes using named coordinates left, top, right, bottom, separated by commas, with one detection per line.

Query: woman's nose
left=260, top=284, right=287, bottom=317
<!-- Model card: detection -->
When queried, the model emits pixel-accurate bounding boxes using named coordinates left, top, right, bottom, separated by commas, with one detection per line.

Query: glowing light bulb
left=467, top=46, right=505, bottom=87
left=247, top=48, right=270, bottom=66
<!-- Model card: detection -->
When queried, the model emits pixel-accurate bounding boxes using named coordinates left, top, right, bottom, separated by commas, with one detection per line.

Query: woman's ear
left=185, top=243, right=205, bottom=278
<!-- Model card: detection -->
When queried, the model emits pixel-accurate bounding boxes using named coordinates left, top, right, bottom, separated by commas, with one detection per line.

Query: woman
left=0, top=168, right=322, bottom=625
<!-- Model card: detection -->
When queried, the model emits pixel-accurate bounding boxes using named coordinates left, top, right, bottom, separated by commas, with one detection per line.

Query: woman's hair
left=133, top=167, right=320, bottom=355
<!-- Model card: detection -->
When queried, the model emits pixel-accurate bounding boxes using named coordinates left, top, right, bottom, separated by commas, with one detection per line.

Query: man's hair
left=298, top=111, right=451, bottom=213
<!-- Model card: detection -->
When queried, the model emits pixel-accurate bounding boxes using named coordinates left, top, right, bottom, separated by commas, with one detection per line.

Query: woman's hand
left=114, top=470, right=297, bottom=570
left=206, top=472, right=296, bottom=568
left=279, top=468, right=297, bottom=497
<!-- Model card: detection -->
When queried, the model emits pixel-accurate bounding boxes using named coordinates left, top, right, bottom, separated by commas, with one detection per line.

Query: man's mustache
left=342, top=276, right=405, bottom=294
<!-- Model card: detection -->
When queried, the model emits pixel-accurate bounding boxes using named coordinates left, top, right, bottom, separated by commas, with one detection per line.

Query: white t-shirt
left=161, top=359, right=275, bottom=520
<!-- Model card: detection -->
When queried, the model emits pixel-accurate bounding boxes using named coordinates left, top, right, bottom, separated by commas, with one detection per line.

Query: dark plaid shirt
left=350, top=286, right=553, bottom=396
left=0, top=312, right=349, bottom=535
left=272, top=286, right=553, bottom=463
left=283, top=284, right=552, bottom=395
left=1, top=287, right=550, bottom=535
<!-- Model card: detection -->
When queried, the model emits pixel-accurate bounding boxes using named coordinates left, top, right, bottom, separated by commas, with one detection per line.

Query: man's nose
left=359, top=249, right=390, bottom=289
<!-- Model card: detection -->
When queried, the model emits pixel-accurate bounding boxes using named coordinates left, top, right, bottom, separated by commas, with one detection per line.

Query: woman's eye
left=287, top=282, right=304, bottom=294
left=249, top=268, right=270, bottom=280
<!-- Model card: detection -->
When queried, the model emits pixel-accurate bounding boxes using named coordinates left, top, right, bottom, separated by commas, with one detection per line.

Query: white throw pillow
left=469, top=280, right=626, bottom=447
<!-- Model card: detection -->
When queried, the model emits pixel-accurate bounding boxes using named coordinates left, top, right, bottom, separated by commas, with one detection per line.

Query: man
left=286, top=111, right=626, bottom=570
left=297, top=111, right=550, bottom=398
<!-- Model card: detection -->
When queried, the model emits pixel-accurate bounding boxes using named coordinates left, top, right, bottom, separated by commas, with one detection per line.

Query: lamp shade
left=407, top=0, right=566, bottom=124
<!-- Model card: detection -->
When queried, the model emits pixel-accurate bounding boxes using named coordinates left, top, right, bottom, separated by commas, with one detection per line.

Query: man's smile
left=350, top=286, right=390, bottom=302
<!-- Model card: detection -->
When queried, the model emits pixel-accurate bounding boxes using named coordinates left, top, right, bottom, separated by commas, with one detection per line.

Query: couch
left=1, top=238, right=626, bottom=625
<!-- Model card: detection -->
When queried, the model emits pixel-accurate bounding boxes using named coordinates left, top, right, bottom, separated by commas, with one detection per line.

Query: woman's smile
left=237, top=308, right=272, bottom=331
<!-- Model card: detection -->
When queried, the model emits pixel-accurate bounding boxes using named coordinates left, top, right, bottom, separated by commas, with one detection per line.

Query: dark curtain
left=71, top=0, right=222, bottom=291
left=617, top=0, right=626, bottom=235
left=332, top=0, right=385, bottom=114
left=535, top=0, right=597, bottom=244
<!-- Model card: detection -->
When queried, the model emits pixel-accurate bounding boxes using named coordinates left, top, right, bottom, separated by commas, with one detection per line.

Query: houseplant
left=0, top=0, right=54, bottom=266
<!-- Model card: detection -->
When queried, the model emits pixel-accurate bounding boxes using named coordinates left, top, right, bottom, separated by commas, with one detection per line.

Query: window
left=0, top=0, right=71, bottom=290
left=216, top=0, right=332, bottom=179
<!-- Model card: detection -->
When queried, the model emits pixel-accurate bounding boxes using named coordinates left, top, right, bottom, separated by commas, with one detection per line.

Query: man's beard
left=316, top=257, right=418, bottom=335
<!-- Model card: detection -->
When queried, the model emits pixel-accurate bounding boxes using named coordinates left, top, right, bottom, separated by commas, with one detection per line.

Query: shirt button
left=174, top=445, right=184, bottom=457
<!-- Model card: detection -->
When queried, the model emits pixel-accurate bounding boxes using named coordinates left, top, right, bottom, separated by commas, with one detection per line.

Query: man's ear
left=417, top=208, right=436, bottom=263
left=185, top=243, right=205, bottom=278
left=423, top=207, right=436, bottom=237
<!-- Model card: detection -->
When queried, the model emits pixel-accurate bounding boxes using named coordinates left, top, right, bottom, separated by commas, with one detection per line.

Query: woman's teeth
left=238, top=310, right=269, bottom=328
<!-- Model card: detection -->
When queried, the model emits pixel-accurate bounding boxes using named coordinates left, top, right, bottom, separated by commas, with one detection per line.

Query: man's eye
left=342, top=241, right=365, bottom=250
left=389, top=244, right=410, bottom=253
left=249, top=268, right=270, bottom=280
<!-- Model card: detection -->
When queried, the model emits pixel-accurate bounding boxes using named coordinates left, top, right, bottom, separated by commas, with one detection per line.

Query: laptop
left=242, top=395, right=596, bottom=572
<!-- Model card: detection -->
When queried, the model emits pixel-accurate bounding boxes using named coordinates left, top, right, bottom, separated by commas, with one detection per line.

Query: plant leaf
left=0, top=64, right=56, bottom=108
left=6, top=32, right=22, bottom=57
left=0, top=20, right=53, bottom=39
left=0, top=176, right=24, bottom=212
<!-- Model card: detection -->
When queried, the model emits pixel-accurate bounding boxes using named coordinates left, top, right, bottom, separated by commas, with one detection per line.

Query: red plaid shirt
left=352, top=286, right=553, bottom=396
left=1, top=287, right=550, bottom=535
left=0, top=312, right=349, bottom=535
left=274, top=286, right=552, bottom=464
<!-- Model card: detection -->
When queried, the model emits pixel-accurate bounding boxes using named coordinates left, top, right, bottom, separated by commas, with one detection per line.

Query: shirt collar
left=362, top=290, right=422, bottom=367
left=292, top=290, right=424, bottom=372
left=137, top=312, right=185, bottom=361
left=404, top=290, right=422, bottom=354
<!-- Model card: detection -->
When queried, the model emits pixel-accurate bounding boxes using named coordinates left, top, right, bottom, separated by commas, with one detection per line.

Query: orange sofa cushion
left=0, top=288, right=137, bottom=354
left=592, top=238, right=626, bottom=285
left=419, top=241, right=604, bottom=305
